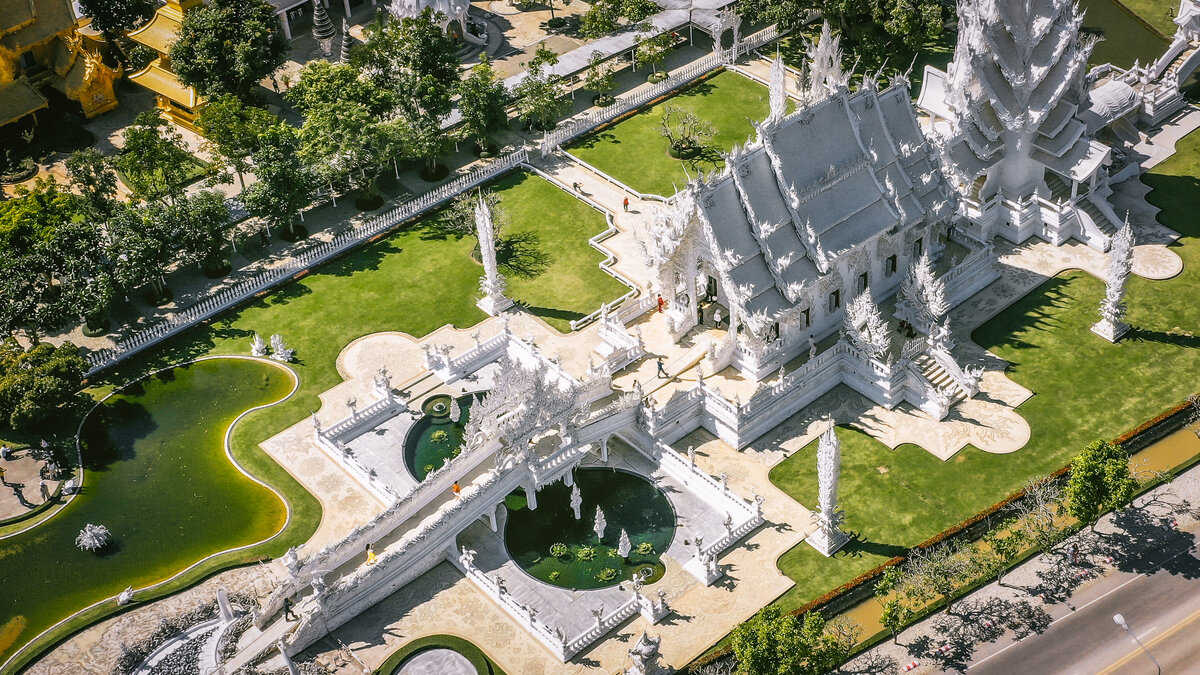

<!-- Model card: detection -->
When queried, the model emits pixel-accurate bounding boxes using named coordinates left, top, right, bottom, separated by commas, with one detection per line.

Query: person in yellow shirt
left=365, top=543, right=377, bottom=565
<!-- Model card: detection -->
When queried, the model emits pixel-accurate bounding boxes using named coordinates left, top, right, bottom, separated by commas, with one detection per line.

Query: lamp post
left=1113, top=613, right=1161, bottom=674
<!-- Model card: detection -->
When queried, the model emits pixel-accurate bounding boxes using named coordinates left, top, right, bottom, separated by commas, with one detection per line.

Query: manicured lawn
left=491, top=172, right=629, bottom=331
left=375, top=634, right=507, bottom=675
left=780, top=28, right=955, bottom=97
left=0, top=359, right=291, bottom=665
left=1108, top=0, right=1177, bottom=38
left=768, top=128, right=1200, bottom=613
left=1079, top=0, right=1169, bottom=67
left=567, top=70, right=770, bottom=197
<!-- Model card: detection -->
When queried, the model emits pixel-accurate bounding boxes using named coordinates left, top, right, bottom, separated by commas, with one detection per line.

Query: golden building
left=127, top=0, right=203, bottom=131
left=0, top=0, right=120, bottom=128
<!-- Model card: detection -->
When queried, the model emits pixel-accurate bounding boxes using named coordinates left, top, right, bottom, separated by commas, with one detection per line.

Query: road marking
left=969, top=543, right=1197, bottom=670
left=1097, top=605, right=1200, bottom=675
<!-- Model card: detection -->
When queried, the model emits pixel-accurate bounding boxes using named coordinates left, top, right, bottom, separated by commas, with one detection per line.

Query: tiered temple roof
left=932, top=0, right=1105, bottom=190
left=683, top=82, right=954, bottom=328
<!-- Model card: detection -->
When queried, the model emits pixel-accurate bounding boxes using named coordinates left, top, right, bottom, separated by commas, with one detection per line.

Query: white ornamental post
left=1091, top=218, right=1134, bottom=342
left=806, top=422, right=848, bottom=556
left=475, top=194, right=514, bottom=316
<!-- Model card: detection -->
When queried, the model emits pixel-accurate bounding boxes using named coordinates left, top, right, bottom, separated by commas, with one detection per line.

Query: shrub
left=636, top=542, right=654, bottom=555
left=597, top=567, right=618, bottom=582
left=550, top=543, right=568, bottom=558
left=577, top=546, right=596, bottom=561
left=431, top=430, right=449, bottom=442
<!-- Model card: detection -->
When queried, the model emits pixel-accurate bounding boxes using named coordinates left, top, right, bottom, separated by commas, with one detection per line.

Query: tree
left=109, top=204, right=176, bottom=304
left=906, top=541, right=976, bottom=614
left=621, top=0, right=659, bottom=21
left=287, top=62, right=389, bottom=195
left=1065, top=440, right=1138, bottom=530
left=983, top=518, right=1028, bottom=586
left=196, top=95, right=277, bottom=189
left=457, top=56, right=510, bottom=155
left=659, top=104, right=715, bottom=157
left=65, top=149, right=119, bottom=220
left=173, top=191, right=233, bottom=275
left=580, top=0, right=620, bottom=38
left=730, top=606, right=859, bottom=675
left=76, top=0, right=155, bottom=67
left=873, top=565, right=912, bottom=643
left=242, top=125, right=314, bottom=241
left=0, top=339, right=87, bottom=430
left=115, top=111, right=194, bottom=204
left=354, top=9, right=460, bottom=177
left=170, top=0, right=289, bottom=100
left=514, top=46, right=569, bottom=131
left=634, top=29, right=673, bottom=78
left=742, top=0, right=948, bottom=72
left=583, top=51, right=617, bottom=105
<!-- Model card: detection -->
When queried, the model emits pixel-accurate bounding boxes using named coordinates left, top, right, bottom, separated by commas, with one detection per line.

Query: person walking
left=452, top=481, right=461, bottom=498
left=283, top=597, right=296, bottom=621
left=656, top=357, right=669, bottom=379
left=713, top=307, right=723, bottom=328
left=623, top=197, right=629, bottom=212
left=656, top=294, right=666, bottom=313
left=366, top=542, right=377, bottom=565
left=0, top=465, right=6, bottom=485
left=572, top=181, right=581, bottom=193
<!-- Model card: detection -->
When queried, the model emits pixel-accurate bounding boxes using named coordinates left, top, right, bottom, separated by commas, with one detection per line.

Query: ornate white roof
left=680, top=83, right=953, bottom=327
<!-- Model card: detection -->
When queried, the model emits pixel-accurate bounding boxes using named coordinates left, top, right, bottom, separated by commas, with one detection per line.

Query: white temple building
left=918, top=0, right=1127, bottom=251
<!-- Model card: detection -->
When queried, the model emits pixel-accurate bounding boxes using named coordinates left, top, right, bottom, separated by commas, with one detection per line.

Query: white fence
left=84, top=150, right=529, bottom=377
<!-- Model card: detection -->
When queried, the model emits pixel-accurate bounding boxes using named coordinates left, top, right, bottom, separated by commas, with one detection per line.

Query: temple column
left=600, top=436, right=609, bottom=463
left=524, top=482, right=538, bottom=510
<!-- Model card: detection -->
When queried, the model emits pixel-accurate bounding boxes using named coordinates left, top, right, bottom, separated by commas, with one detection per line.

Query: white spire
left=474, top=194, right=513, bottom=316
left=769, top=54, right=787, bottom=121
left=1092, top=217, right=1135, bottom=342
left=808, top=421, right=848, bottom=556
left=899, top=252, right=948, bottom=332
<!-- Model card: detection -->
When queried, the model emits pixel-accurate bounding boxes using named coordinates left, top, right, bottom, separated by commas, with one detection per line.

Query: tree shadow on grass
left=1123, top=327, right=1200, bottom=349
left=570, top=131, right=619, bottom=151
left=321, top=239, right=404, bottom=279
left=840, top=531, right=908, bottom=560
left=498, top=231, right=552, bottom=279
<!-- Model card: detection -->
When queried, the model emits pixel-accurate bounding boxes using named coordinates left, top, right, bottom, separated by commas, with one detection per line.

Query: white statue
left=808, top=334, right=817, bottom=360
left=570, top=483, right=582, bottom=520
left=117, top=586, right=134, bottom=606
left=475, top=194, right=514, bottom=316
left=844, top=291, right=891, bottom=360
left=593, top=506, right=607, bottom=541
left=687, top=444, right=696, bottom=466
left=1092, top=218, right=1134, bottom=342
left=807, top=422, right=848, bottom=556
left=218, top=586, right=235, bottom=623
left=251, top=332, right=267, bottom=357
left=899, top=252, right=948, bottom=331
left=373, top=367, right=391, bottom=397
left=450, top=397, right=462, bottom=423
left=269, top=334, right=294, bottom=362
left=768, top=55, right=787, bottom=121
left=617, top=529, right=631, bottom=559
left=459, top=546, right=476, bottom=570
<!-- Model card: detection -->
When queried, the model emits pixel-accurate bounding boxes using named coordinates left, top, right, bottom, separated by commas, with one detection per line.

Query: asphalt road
left=967, top=538, right=1200, bottom=674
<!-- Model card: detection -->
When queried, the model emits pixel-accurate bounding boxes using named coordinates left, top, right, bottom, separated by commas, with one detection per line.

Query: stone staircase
left=913, top=354, right=966, bottom=405
left=1044, top=172, right=1118, bottom=237
left=1164, top=45, right=1198, bottom=85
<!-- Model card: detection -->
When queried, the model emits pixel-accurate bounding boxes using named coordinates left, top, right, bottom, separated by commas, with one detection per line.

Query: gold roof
left=1, top=0, right=75, bottom=52
left=128, top=61, right=198, bottom=107
left=127, top=11, right=182, bottom=54
left=0, top=78, right=48, bottom=126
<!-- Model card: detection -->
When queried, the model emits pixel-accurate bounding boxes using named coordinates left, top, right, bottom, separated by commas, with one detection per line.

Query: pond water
left=503, top=468, right=675, bottom=590
left=1079, top=0, right=1169, bottom=68
left=404, top=395, right=473, bottom=481
left=0, top=358, right=292, bottom=665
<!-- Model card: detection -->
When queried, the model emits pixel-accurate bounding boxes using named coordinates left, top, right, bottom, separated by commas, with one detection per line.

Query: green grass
left=0, top=359, right=291, bottom=665
left=779, top=28, right=956, bottom=98
left=375, top=634, right=507, bottom=675
left=1106, top=0, right=1177, bottom=38
left=768, top=128, right=1200, bottom=614
left=490, top=172, right=629, bottom=331
left=1079, top=0, right=1169, bottom=68
left=0, top=170, right=625, bottom=672
left=567, top=70, right=770, bottom=197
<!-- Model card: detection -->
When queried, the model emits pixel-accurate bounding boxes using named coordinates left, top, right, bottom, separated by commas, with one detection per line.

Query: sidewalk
left=838, top=442, right=1200, bottom=675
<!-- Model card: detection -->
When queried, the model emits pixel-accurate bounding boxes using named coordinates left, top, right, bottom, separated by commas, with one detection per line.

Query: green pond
left=0, top=359, right=291, bottom=664
left=405, top=395, right=474, bottom=481
left=1080, top=0, right=1169, bottom=68
left=503, top=468, right=675, bottom=590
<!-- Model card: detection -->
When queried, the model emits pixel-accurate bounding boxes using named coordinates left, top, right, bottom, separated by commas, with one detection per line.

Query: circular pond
left=503, top=468, right=675, bottom=590
left=404, top=394, right=474, bottom=481
left=397, top=647, right=476, bottom=675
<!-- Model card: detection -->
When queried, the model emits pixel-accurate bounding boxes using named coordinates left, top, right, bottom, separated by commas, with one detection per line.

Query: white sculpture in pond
left=76, top=523, right=111, bottom=552
left=593, top=506, right=607, bottom=541
left=617, top=529, right=631, bottom=559
left=117, top=586, right=134, bottom=605
left=570, top=483, right=582, bottom=520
